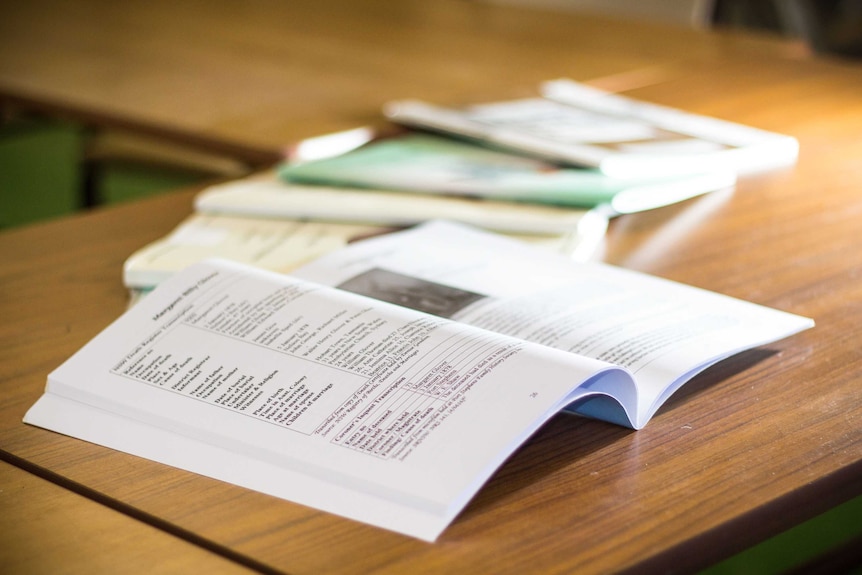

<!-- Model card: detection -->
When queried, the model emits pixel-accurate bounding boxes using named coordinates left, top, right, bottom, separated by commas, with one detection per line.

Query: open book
left=385, top=79, right=799, bottom=178
left=24, top=222, right=813, bottom=541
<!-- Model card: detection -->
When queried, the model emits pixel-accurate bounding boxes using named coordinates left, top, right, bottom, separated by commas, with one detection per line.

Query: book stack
left=123, top=79, right=797, bottom=297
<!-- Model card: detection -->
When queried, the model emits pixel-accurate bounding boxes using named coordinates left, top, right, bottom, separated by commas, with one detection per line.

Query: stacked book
left=123, top=78, right=797, bottom=298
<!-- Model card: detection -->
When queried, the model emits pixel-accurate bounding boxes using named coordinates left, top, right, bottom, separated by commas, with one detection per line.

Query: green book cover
left=279, top=133, right=734, bottom=212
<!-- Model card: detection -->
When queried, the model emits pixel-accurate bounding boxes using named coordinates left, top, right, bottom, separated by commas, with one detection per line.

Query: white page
left=25, top=257, right=629, bottom=540
left=295, top=221, right=814, bottom=427
left=24, top=393, right=450, bottom=541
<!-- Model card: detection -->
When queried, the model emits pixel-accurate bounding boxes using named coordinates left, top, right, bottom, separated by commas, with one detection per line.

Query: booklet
left=122, top=213, right=392, bottom=291
left=24, top=221, right=813, bottom=541
left=384, top=79, right=799, bottom=178
left=195, top=174, right=603, bottom=235
left=279, top=132, right=736, bottom=212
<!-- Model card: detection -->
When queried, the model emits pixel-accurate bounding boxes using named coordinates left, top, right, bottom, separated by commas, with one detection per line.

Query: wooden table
left=0, top=460, right=255, bottom=574
left=0, top=0, right=810, bottom=163
left=1, top=1, right=861, bottom=573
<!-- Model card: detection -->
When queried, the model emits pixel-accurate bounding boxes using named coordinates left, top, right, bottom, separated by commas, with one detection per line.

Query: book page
left=123, top=213, right=388, bottom=289
left=26, top=258, right=627, bottom=540
left=295, top=221, right=814, bottom=428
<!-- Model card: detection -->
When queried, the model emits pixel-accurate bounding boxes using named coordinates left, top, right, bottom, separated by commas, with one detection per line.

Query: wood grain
left=0, top=1, right=861, bottom=573
left=1, top=0, right=806, bottom=159
left=0, top=459, right=256, bottom=574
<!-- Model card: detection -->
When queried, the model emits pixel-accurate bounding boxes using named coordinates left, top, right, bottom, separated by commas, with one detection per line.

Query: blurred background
left=1, top=1, right=861, bottom=573
left=496, top=0, right=862, bottom=55
left=3, top=0, right=861, bottom=230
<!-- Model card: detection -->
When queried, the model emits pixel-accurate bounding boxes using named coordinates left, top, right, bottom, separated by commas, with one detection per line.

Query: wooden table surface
left=1, top=1, right=861, bottom=573
left=0, top=460, right=255, bottom=574
left=1, top=0, right=812, bottom=163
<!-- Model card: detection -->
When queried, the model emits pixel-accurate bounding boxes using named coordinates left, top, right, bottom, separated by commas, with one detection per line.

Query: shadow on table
left=457, top=347, right=779, bottom=521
